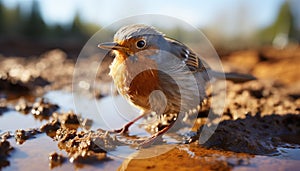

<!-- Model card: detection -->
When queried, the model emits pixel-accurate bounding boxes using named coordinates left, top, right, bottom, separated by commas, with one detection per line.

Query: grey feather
left=114, top=24, right=164, bottom=41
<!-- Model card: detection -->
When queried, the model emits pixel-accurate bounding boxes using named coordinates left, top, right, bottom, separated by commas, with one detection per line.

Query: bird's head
left=98, top=24, right=167, bottom=58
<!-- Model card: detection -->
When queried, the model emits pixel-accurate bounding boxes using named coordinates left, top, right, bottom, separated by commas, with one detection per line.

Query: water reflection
left=0, top=90, right=299, bottom=170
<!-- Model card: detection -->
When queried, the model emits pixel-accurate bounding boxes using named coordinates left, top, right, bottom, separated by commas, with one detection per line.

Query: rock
left=14, top=128, right=41, bottom=144
left=48, top=152, right=65, bottom=169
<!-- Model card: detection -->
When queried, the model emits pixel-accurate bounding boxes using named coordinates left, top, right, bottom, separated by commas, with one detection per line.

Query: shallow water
left=5, top=134, right=122, bottom=171
left=0, top=90, right=300, bottom=170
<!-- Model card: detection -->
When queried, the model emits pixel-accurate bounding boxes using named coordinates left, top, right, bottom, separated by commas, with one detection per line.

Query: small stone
left=40, top=119, right=61, bottom=137
left=14, top=128, right=40, bottom=144
left=15, top=99, right=32, bottom=114
left=0, top=139, right=13, bottom=169
left=0, top=132, right=12, bottom=141
left=31, top=98, right=59, bottom=117
left=49, top=152, right=65, bottom=169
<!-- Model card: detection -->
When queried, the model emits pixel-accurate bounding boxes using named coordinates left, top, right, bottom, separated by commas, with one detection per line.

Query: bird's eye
left=136, top=39, right=146, bottom=49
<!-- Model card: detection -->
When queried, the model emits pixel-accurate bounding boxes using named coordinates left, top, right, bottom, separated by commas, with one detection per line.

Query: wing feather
left=165, top=37, right=209, bottom=72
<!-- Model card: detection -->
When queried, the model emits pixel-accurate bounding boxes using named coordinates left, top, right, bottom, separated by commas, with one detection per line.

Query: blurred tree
left=70, top=12, right=84, bottom=36
left=47, top=24, right=67, bottom=40
left=69, top=11, right=101, bottom=39
left=276, top=2, right=293, bottom=34
left=0, top=2, right=5, bottom=34
left=22, top=0, right=47, bottom=38
left=259, top=1, right=297, bottom=47
left=0, top=1, right=102, bottom=41
left=0, top=1, right=103, bottom=57
left=5, top=4, right=24, bottom=37
left=81, top=22, right=101, bottom=36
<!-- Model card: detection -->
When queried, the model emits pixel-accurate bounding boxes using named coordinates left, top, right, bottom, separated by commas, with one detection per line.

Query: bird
left=98, top=24, right=255, bottom=146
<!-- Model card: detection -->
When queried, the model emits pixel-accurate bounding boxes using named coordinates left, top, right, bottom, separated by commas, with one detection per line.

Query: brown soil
left=0, top=45, right=299, bottom=170
left=0, top=139, right=13, bottom=168
left=14, top=128, right=41, bottom=145
left=120, top=144, right=253, bottom=171
left=119, top=46, right=300, bottom=170
left=48, top=152, right=66, bottom=169
left=39, top=110, right=120, bottom=165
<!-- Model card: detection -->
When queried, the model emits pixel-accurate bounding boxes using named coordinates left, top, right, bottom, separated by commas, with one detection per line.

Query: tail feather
left=208, top=70, right=256, bottom=83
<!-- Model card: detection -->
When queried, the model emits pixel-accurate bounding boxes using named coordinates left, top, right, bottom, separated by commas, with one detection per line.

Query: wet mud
left=0, top=46, right=299, bottom=170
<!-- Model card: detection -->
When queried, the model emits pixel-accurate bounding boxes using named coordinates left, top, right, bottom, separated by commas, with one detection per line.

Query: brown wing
left=165, top=37, right=210, bottom=72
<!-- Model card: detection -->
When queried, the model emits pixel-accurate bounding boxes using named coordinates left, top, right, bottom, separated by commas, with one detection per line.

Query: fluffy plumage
left=98, top=24, right=255, bottom=146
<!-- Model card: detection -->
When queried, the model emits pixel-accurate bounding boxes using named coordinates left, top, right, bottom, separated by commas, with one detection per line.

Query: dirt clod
left=40, top=119, right=61, bottom=137
left=40, top=111, right=82, bottom=137
left=53, top=111, right=80, bottom=126
left=0, top=132, right=12, bottom=141
left=14, top=128, right=41, bottom=144
left=31, top=98, right=59, bottom=118
left=39, top=110, right=118, bottom=164
left=15, top=98, right=32, bottom=114
left=0, top=139, right=13, bottom=169
left=54, top=128, right=118, bottom=163
left=48, top=152, right=65, bottom=168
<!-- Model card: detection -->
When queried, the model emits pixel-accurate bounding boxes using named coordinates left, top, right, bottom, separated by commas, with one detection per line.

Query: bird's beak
left=97, top=42, right=125, bottom=50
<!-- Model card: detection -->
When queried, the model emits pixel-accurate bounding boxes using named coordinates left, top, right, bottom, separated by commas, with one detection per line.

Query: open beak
left=97, top=42, right=125, bottom=50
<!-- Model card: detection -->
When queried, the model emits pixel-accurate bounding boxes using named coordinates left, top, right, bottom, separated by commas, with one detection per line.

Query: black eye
left=136, top=40, right=146, bottom=49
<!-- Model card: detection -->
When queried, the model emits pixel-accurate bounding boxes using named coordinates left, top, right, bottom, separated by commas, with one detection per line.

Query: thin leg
left=139, top=119, right=176, bottom=148
left=113, top=112, right=148, bottom=134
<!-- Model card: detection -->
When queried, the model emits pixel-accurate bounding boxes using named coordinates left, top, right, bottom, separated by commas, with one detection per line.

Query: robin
left=98, top=24, right=255, bottom=146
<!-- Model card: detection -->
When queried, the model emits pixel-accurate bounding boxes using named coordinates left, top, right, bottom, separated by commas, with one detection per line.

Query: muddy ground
left=0, top=45, right=299, bottom=170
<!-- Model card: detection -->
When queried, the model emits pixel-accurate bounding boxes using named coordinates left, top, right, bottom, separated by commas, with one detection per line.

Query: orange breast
left=109, top=50, right=160, bottom=111
left=128, top=69, right=160, bottom=110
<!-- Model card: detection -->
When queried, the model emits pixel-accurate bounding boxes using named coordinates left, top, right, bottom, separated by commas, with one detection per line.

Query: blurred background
left=0, top=0, right=299, bottom=57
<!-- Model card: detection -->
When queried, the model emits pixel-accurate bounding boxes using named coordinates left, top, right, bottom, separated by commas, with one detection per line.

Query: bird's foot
left=139, top=122, right=175, bottom=148
left=138, top=134, right=164, bottom=148
left=110, top=114, right=146, bottom=135
left=111, top=123, right=132, bottom=134
left=112, top=127, right=128, bottom=134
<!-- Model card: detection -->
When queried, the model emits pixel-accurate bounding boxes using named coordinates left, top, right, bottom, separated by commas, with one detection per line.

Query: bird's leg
left=139, top=119, right=176, bottom=148
left=113, top=111, right=148, bottom=134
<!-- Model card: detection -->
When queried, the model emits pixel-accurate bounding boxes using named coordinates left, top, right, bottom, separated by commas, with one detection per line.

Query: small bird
left=98, top=24, right=255, bottom=146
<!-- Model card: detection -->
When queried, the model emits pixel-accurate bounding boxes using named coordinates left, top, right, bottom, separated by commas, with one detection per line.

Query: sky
left=1, top=0, right=286, bottom=30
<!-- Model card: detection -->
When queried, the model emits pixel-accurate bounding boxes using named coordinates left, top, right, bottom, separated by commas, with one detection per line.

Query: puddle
left=0, top=90, right=300, bottom=170
left=4, top=134, right=122, bottom=171
left=0, top=110, right=47, bottom=132
left=44, top=90, right=150, bottom=135
left=236, top=153, right=300, bottom=171
left=275, top=147, right=300, bottom=160
left=234, top=143, right=300, bottom=170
